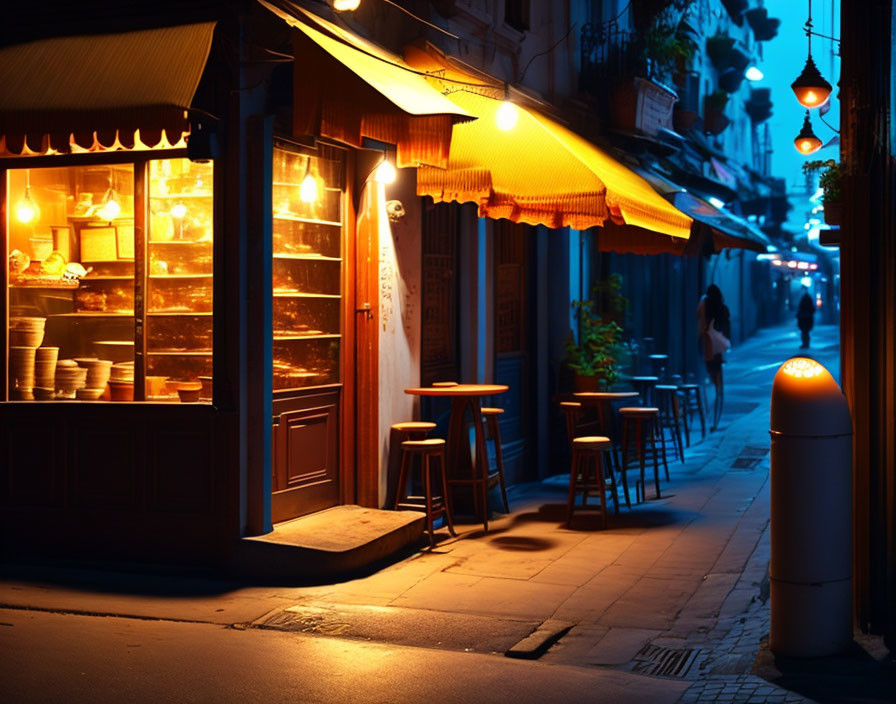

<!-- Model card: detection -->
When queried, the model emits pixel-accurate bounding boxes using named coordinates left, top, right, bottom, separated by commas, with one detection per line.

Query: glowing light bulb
left=97, top=191, right=121, bottom=221
left=745, top=66, right=764, bottom=81
left=781, top=357, right=823, bottom=379
left=300, top=173, right=318, bottom=203
left=15, top=187, right=39, bottom=224
left=333, top=0, right=360, bottom=11
left=495, top=100, right=519, bottom=131
left=170, top=202, right=188, bottom=219
left=374, top=160, right=396, bottom=184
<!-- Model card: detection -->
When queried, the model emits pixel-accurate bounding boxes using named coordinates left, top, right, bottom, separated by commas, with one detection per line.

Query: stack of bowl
left=55, top=360, right=88, bottom=399
left=9, top=317, right=45, bottom=348
left=75, top=358, right=113, bottom=399
left=33, top=347, right=59, bottom=399
left=109, top=362, right=135, bottom=401
left=9, top=346, right=36, bottom=400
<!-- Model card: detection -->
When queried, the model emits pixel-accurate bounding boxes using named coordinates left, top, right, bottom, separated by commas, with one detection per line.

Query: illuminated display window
left=6, top=158, right=214, bottom=403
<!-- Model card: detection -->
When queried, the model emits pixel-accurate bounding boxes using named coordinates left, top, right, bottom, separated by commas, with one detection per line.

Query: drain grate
left=631, top=645, right=703, bottom=678
left=740, top=445, right=770, bottom=457
left=731, top=457, right=763, bottom=470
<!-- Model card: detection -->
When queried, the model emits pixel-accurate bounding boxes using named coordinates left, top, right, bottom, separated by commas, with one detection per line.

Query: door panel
left=272, top=397, right=339, bottom=523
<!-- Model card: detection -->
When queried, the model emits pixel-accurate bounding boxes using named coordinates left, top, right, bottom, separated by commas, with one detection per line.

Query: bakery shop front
left=0, top=2, right=468, bottom=567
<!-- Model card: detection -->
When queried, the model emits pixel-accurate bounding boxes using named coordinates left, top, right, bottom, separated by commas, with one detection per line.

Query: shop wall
left=376, top=170, right=423, bottom=507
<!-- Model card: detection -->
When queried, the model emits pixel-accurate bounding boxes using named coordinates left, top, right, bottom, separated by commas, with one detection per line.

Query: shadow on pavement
left=753, top=635, right=896, bottom=704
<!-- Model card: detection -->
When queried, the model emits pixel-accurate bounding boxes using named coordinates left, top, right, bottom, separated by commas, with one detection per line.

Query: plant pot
left=719, top=67, right=746, bottom=94
left=824, top=202, right=842, bottom=226
left=611, top=77, right=678, bottom=137
left=706, top=35, right=735, bottom=68
left=703, top=110, right=730, bottom=136
left=573, top=373, right=600, bottom=393
left=673, top=108, right=700, bottom=132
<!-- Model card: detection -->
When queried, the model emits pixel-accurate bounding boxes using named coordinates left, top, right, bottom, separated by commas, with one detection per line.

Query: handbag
left=706, top=319, right=731, bottom=356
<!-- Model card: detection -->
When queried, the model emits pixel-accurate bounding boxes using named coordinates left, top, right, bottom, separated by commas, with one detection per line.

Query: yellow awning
left=0, top=22, right=216, bottom=153
left=407, top=48, right=691, bottom=238
left=259, top=1, right=472, bottom=168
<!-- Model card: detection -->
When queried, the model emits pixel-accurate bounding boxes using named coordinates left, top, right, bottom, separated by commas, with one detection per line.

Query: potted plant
left=565, top=274, right=629, bottom=391
left=803, top=159, right=843, bottom=225
left=703, top=90, right=730, bottom=135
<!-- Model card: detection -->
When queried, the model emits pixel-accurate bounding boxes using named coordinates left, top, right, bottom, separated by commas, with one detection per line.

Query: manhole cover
left=631, top=644, right=703, bottom=678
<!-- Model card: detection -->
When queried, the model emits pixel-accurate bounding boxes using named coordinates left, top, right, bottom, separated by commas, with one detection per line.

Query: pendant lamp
left=794, top=111, right=823, bottom=154
left=791, top=0, right=832, bottom=108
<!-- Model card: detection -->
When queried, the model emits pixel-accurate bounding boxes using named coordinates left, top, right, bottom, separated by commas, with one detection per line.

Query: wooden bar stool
left=618, top=407, right=663, bottom=502
left=391, top=421, right=437, bottom=441
left=655, top=385, right=685, bottom=467
left=395, top=438, right=456, bottom=548
left=481, top=406, right=510, bottom=514
left=568, top=436, right=617, bottom=528
left=678, top=383, right=706, bottom=440
left=648, top=354, right=668, bottom=381
left=630, top=376, right=659, bottom=406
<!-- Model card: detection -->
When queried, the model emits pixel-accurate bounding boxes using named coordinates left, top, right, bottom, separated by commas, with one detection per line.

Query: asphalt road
left=0, top=607, right=688, bottom=704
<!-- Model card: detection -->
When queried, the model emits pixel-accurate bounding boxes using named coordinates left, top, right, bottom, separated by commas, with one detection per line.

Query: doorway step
left=230, top=505, right=424, bottom=581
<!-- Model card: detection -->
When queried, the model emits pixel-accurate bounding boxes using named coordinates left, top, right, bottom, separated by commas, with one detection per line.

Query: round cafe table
left=573, top=391, right=639, bottom=508
left=405, top=384, right=508, bottom=532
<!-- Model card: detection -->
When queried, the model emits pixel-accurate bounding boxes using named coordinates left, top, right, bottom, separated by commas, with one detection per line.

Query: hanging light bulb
left=374, top=158, right=396, bottom=184
left=745, top=66, right=764, bottom=81
left=97, top=188, right=121, bottom=221
left=333, top=0, right=361, bottom=11
left=299, top=157, right=319, bottom=203
left=794, top=111, right=823, bottom=154
left=495, top=82, right=519, bottom=131
left=791, top=0, right=832, bottom=108
left=15, top=170, right=40, bottom=224
left=170, top=202, right=188, bottom=219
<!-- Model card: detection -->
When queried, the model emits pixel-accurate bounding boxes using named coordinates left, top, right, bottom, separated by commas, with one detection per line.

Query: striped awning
left=259, top=1, right=473, bottom=169
left=0, top=22, right=216, bottom=154
left=407, top=47, right=692, bottom=238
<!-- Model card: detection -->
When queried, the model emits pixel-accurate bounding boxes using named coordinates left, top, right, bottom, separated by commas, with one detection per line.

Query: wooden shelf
left=147, top=311, right=213, bottom=316
left=81, top=276, right=134, bottom=281
left=147, top=350, right=213, bottom=356
left=272, top=214, right=341, bottom=227
left=52, top=311, right=133, bottom=317
left=10, top=282, right=78, bottom=290
left=148, top=274, right=213, bottom=279
left=273, top=334, right=341, bottom=341
left=148, top=240, right=212, bottom=246
left=273, top=291, right=340, bottom=299
left=149, top=192, right=213, bottom=199
left=273, top=253, right=341, bottom=262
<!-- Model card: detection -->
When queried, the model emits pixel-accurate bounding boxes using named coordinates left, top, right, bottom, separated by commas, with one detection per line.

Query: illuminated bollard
left=769, top=357, right=852, bottom=657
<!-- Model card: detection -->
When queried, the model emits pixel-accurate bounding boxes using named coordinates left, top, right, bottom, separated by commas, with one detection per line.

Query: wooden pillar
left=840, top=0, right=896, bottom=648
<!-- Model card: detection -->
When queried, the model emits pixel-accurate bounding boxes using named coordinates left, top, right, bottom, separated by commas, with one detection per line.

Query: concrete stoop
left=230, top=505, right=425, bottom=581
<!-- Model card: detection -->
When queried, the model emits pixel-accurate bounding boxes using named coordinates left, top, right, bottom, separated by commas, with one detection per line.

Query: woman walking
left=697, top=285, right=731, bottom=431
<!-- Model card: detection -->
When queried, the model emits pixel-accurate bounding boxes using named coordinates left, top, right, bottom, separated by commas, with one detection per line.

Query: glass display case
left=146, top=159, right=214, bottom=400
left=272, top=144, right=344, bottom=391
left=6, top=157, right=214, bottom=403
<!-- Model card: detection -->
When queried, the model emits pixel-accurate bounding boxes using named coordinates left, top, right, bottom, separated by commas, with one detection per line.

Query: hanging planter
left=611, top=77, right=679, bottom=136
left=721, top=0, right=748, bottom=24
left=703, top=90, right=730, bottom=136
left=744, top=8, right=781, bottom=41
left=719, top=67, right=746, bottom=93
left=745, top=88, right=773, bottom=122
left=803, top=159, right=843, bottom=225
left=706, top=34, right=736, bottom=68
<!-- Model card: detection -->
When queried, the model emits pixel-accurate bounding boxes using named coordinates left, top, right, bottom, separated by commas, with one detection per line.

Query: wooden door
left=270, top=142, right=350, bottom=522
left=493, top=220, right=532, bottom=484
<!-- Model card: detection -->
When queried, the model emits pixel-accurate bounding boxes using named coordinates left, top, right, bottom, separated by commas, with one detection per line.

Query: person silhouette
left=796, top=288, right=816, bottom=349
left=697, top=285, right=731, bottom=432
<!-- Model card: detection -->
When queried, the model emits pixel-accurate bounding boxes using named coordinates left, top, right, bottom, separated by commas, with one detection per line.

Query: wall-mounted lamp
left=374, top=158, right=397, bottom=184
left=333, top=0, right=361, bottom=11
left=794, top=111, right=822, bottom=154
left=495, top=84, right=519, bottom=131
left=745, top=66, right=764, bottom=82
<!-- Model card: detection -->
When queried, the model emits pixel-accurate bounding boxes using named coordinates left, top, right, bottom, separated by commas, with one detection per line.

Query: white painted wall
left=375, top=169, right=423, bottom=507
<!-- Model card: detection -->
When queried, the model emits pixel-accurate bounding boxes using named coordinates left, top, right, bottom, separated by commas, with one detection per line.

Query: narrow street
left=1, top=323, right=859, bottom=703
